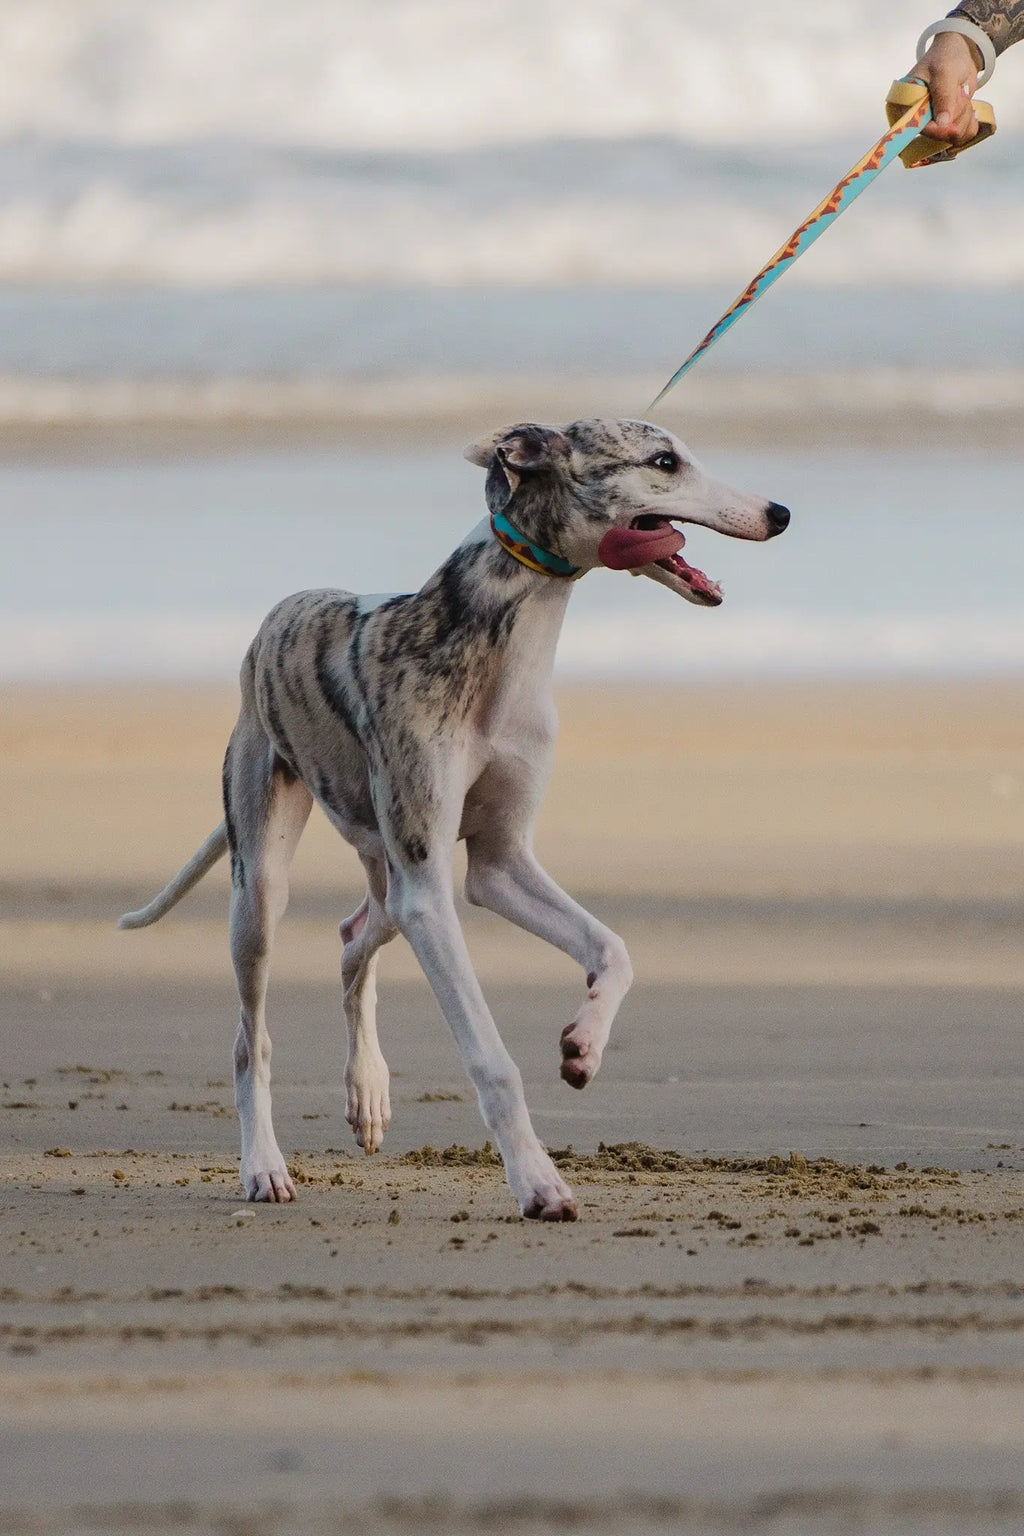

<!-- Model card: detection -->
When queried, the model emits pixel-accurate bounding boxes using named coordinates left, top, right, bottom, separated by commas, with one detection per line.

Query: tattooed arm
left=906, top=3, right=1022, bottom=145
left=950, top=1, right=1024, bottom=55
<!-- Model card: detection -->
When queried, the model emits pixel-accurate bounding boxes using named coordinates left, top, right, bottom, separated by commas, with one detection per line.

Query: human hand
left=910, top=29, right=982, bottom=142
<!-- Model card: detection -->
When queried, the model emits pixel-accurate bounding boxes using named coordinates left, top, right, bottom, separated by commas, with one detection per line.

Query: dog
left=120, top=418, right=789, bottom=1219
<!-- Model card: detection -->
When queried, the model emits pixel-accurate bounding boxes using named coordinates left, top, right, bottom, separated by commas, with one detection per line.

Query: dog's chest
left=457, top=688, right=558, bottom=839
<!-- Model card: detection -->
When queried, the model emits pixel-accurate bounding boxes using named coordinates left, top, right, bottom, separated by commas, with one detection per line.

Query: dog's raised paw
left=559, top=1023, right=599, bottom=1090
left=345, top=1058, right=391, bottom=1156
left=351, top=1112, right=388, bottom=1156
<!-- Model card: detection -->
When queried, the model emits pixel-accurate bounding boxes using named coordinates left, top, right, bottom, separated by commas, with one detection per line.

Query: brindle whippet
left=120, top=419, right=789, bottom=1219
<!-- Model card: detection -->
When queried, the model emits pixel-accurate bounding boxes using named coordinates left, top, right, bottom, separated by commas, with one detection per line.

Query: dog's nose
left=765, top=501, right=790, bottom=537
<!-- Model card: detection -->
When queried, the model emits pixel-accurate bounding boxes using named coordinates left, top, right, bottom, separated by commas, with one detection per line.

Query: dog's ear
left=463, top=429, right=505, bottom=468
left=463, top=424, right=570, bottom=475
left=467, top=425, right=571, bottom=515
left=496, top=426, right=571, bottom=475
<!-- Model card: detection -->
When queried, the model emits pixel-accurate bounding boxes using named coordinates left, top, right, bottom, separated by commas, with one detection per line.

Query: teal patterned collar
left=490, top=509, right=581, bottom=580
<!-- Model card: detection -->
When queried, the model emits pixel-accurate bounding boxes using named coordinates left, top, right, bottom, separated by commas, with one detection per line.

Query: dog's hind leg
left=341, top=856, right=396, bottom=1155
left=224, top=720, right=312, bottom=1202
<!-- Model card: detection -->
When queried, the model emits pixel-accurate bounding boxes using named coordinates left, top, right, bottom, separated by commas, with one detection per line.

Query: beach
left=3, top=3, right=1024, bottom=1526
left=2, top=678, right=1023, bottom=1533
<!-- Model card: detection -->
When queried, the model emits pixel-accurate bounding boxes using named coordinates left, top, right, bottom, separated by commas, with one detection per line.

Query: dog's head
left=464, top=418, right=789, bottom=607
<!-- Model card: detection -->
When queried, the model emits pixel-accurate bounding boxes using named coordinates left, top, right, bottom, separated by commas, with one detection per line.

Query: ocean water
left=0, top=0, right=1020, bottom=293
left=3, top=445, right=1022, bottom=681
left=2, top=127, right=1022, bottom=291
left=0, top=2, right=1020, bottom=681
left=0, top=0, right=1021, bottom=402
left=1, top=285, right=1024, bottom=383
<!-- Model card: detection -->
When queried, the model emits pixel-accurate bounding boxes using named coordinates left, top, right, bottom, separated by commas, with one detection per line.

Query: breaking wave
left=0, top=1, right=1020, bottom=287
left=3, top=0, right=1022, bottom=149
left=5, top=611, right=1024, bottom=682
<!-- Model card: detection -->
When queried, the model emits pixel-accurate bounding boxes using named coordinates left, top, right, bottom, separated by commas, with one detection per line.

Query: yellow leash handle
left=886, top=77, right=996, bottom=168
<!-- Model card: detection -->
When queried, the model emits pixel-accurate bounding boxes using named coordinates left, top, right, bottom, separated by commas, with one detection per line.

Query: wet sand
left=2, top=680, right=1024, bottom=1534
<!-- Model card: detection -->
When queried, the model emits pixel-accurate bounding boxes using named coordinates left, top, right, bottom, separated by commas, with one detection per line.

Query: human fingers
left=914, top=33, right=980, bottom=143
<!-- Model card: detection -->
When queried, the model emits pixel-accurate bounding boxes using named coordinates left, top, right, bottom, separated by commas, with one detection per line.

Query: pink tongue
left=688, top=567, right=723, bottom=600
left=598, top=523, right=685, bottom=571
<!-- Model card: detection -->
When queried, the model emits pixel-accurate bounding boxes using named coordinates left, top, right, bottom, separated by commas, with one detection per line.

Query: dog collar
left=490, top=509, right=581, bottom=580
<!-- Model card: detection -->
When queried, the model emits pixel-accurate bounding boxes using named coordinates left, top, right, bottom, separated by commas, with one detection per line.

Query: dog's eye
left=649, top=452, right=679, bottom=474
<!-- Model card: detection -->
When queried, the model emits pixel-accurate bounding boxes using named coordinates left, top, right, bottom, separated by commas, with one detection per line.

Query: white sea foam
left=0, top=1, right=1020, bottom=287
left=559, top=613, right=1024, bottom=677
left=4, top=610, right=1024, bottom=682
left=0, top=614, right=260, bottom=681
left=1, top=0, right=1021, bottom=149
left=1, top=170, right=1023, bottom=288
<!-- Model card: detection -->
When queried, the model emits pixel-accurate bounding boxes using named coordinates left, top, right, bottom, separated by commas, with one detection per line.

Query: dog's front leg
left=465, top=836, right=633, bottom=1089
left=386, top=854, right=577, bottom=1221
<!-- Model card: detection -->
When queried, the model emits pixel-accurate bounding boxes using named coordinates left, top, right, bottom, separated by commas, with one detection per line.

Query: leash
left=647, top=79, right=996, bottom=412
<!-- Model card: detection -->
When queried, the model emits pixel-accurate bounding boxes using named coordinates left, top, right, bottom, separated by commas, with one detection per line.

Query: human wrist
left=917, top=15, right=997, bottom=79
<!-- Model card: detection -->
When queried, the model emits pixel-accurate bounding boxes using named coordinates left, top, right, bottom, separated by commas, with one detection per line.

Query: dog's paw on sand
left=510, top=1151, right=579, bottom=1222
left=242, top=1161, right=297, bottom=1202
left=524, top=1192, right=578, bottom=1221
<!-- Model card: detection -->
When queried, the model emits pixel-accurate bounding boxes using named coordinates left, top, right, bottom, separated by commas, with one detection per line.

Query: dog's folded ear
left=466, top=425, right=572, bottom=511
left=463, top=425, right=570, bottom=473
left=463, top=430, right=505, bottom=468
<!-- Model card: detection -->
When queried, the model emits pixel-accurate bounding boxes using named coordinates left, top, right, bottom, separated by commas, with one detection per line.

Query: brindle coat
left=121, top=419, right=788, bottom=1219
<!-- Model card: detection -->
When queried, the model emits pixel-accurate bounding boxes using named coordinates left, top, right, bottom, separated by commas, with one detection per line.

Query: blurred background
left=4, top=23, right=1023, bottom=1523
left=0, top=0, right=1022, bottom=680
left=4, top=23, right=1024, bottom=1473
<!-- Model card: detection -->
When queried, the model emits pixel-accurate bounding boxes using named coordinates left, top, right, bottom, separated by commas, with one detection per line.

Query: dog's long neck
left=413, top=517, right=575, bottom=706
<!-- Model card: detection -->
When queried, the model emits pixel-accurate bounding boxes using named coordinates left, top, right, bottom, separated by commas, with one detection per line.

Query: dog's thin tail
left=118, top=823, right=229, bottom=930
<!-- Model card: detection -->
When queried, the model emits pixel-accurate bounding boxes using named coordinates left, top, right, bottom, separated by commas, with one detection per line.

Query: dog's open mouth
left=598, top=515, right=723, bottom=604
left=638, top=514, right=723, bottom=603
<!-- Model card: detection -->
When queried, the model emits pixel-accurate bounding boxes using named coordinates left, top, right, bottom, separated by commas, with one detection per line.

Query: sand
left=2, top=679, right=1024, bottom=1534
